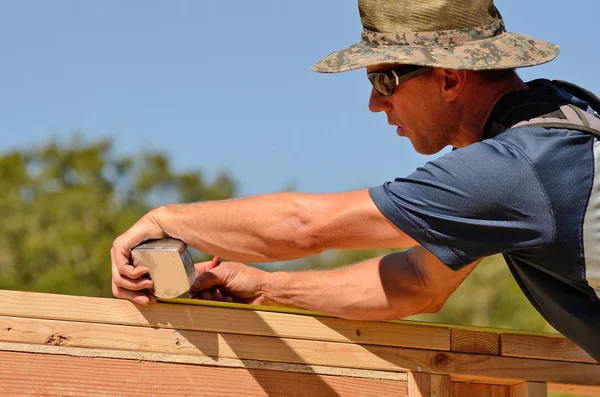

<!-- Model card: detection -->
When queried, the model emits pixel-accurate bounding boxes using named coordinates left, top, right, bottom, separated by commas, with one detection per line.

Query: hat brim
left=311, top=32, right=559, bottom=73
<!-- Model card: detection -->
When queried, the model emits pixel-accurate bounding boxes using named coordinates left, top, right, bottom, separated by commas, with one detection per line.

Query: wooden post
left=510, top=382, right=547, bottom=397
left=409, top=373, right=431, bottom=397
left=409, top=373, right=451, bottom=397
left=431, top=375, right=451, bottom=396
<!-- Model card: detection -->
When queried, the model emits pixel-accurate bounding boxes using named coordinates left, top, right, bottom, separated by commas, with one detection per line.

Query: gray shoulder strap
left=511, top=104, right=600, bottom=140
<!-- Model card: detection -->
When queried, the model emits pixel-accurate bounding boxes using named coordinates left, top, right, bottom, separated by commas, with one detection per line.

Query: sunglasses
left=367, top=65, right=432, bottom=97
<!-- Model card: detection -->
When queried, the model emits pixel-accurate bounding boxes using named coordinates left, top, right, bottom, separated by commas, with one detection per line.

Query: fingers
left=189, top=287, right=241, bottom=303
left=112, top=214, right=166, bottom=280
left=191, top=262, right=237, bottom=302
left=110, top=211, right=167, bottom=304
left=111, top=247, right=153, bottom=289
left=193, top=261, right=218, bottom=277
left=112, top=284, right=155, bottom=306
left=190, top=262, right=225, bottom=291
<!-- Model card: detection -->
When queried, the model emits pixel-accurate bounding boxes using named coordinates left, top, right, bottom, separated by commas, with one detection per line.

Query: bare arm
left=111, top=188, right=417, bottom=305
left=192, top=246, right=480, bottom=321
left=155, top=189, right=416, bottom=262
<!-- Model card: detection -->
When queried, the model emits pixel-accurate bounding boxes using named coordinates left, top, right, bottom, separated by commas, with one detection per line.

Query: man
left=111, top=0, right=600, bottom=361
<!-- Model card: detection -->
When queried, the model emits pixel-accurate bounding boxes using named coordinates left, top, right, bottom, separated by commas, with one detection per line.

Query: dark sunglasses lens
left=368, top=73, right=392, bottom=97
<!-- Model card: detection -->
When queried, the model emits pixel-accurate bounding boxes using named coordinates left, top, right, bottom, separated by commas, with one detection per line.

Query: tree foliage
left=0, top=136, right=235, bottom=297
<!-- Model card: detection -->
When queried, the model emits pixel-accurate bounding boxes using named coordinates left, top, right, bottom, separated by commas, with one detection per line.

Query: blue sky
left=1, top=0, right=598, bottom=197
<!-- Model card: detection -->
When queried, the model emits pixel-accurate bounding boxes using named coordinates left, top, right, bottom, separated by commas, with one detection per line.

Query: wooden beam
left=501, top=333, right=595, bottom=364
left=451, top=329, right=499, bottom=355
left=548, top=382, right=600, bottom=396
left=2, top=315, right=600, bottom=387
left=452, top=382, right=510, bottom=397
left=0, top=289, right=449, bottom=350
left=510, top=382, right=547, bottom=397
left=0, top=341, right=408, bottom=381
left=0, top=350, right=408, bottom=397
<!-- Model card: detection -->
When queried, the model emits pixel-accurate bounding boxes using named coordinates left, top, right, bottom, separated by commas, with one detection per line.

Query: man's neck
left=454, top=75, right=528, bottom=148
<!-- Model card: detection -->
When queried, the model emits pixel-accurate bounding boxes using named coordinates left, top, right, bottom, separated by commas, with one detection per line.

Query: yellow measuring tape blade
left=157, top=297, right=561, bottom=337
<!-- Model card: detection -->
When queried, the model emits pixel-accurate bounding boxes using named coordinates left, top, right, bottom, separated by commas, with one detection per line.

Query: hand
left=190, top=261, right=270, bottom=305
left=111, top=209, right=168, bottom=306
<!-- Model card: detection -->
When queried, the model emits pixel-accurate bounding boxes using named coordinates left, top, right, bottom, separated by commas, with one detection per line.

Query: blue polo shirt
left=369, top=80, right=600, bottom=362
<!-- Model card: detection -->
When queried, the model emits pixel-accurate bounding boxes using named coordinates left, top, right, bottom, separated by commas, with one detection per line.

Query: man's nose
left=368, top=88, right=390, bottom=113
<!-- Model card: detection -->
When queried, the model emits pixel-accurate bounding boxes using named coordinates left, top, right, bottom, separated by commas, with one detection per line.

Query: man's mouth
left=396, top=126, right=404, bottom=136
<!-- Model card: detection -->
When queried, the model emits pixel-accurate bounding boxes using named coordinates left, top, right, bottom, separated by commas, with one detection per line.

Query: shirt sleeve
left=368, top=139, right=556, bottom=270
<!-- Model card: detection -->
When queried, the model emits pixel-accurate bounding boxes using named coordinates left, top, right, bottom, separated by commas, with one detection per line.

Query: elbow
left=421, top=297, right=446, bottom=314
left=269, top=194, right=328, bottom=258
left=386, top=289, right=447, bottom=319
left=292, top=210, right=327, bottom=256
left=419, top=288, right=451, bottom=314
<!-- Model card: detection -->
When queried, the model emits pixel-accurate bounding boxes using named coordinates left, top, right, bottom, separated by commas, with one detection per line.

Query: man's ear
left=439, top=68, right=467, bottom=102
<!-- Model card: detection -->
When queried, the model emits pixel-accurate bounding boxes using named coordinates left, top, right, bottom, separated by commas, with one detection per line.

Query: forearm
left=261, top=250, right=434, bottom=321
left=155, top=190, right=416, bottom=263
left=156, top=193, right=315, bottom=263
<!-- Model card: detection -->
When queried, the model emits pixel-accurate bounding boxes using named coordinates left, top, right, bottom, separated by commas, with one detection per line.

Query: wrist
left=260, top=271, right=291, bottom=307
left=151, top=205, right=178, bottom=239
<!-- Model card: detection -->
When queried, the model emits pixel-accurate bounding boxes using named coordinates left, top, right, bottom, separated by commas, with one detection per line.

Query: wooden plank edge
left=451, top=376, right=600, bottom=396
left=510, top=382, right=547, bottom=397
left=451, top=329, right=500, bottom=356
left=0, top=341, right=407, bottom=381
left=3, top=315, right=600, bottom=388
left=548, top=382, right=600, bottom=396
left=501, top=333, right=596, bottom=364
left=0, top=289, right=450, bottom=351
left=1, top=350, right=409, bottom=397
left=0, top=289, right=566, bottom=338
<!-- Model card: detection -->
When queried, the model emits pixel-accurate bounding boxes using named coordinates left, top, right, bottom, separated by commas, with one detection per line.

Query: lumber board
left=0, top=341, right=408, bottom=381
left=452, top=382, right=510, bottom=397
left=548, top=382, right=600, bottom=396
left=409, top=372, right=431, bottom=396
left=431, top=375, right=451, bottom=396
left=0, top=350, right=408, bottom=397
left=2, top=315, right=600, bottom=388
left=501, top=333, right=595, bottom=364
left=0, top=289, right=449, bottom=350
left=408, top=373, right=451, bottom=397
left=510, top=382, right=547, bottom=397
left=451, top=328, right=499, bottom=355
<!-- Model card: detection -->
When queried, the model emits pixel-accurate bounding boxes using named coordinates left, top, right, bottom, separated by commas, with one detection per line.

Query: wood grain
left=509, top=382, right=547, bottom=397
left=2, top=315, right=600, bottom=387
left=548, top=382, right=600, bottom=396
left=501, top=333, right=595, bottom=364
left=453, top=382, right=510, bottom=397
left=0, top=289, right=449, bottom=350
left=0, top=341, right=408, bottom=381
left=451, top=329, right=499, bottom=355
left=409, top=372, right=430, bottom=396
left=408, top=373, right=451, bottom=397
left=431, top=375, right=451, bottom=396
left=0, top=350, right=408, bottom=397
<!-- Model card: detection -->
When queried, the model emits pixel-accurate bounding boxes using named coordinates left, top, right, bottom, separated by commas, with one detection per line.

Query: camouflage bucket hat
left=312, top=0, right=560, bottom=73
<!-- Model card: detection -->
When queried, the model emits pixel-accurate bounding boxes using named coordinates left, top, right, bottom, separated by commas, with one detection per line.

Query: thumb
left=193, top=261, right=214, bottom=277
left=191, top=266, right=225, bottom=292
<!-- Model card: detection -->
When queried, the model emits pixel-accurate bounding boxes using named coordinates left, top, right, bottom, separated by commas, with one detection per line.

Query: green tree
left=0, top=135, right=236, bottom=297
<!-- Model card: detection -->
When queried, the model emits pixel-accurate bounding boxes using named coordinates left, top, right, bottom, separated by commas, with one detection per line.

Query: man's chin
left=408, top=139, right=444, bottom=156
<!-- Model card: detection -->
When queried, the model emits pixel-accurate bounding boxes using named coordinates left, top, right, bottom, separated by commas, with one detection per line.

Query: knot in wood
left=45, top=333, right=69, bottom=346
left=433, top=352, right=451, bottom=367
